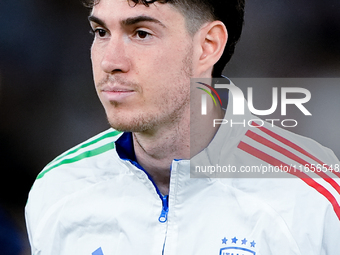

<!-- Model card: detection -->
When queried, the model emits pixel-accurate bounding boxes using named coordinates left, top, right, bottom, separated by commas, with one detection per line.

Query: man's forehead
left=90, top=0, right=184, bottom=26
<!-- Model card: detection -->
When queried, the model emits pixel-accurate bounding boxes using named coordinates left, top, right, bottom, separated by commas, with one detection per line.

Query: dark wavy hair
left=84, top=0, right=245, bottom=77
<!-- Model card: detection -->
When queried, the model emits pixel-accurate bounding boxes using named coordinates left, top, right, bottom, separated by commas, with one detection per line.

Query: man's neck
left=133, top=108, right=190, bottom=195
left=133, top=88, right=225, bottom=195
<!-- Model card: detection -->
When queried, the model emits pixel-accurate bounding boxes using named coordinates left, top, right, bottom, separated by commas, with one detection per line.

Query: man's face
left=90, top=0, right=195, bottom=133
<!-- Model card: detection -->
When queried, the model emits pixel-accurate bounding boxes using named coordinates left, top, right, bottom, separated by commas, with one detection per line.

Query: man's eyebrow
left=88, top=15, right=107, bottom=28
left=122, top=15, right=166, bottom=28
left=88, top=15, right=166, bottom=29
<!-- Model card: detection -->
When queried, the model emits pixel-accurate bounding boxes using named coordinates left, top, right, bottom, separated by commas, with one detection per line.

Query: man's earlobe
left=199, top=21, right=228, bottom=72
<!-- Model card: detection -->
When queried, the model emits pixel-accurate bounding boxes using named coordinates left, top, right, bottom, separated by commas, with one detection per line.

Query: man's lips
left=102, top=87, right=134, bottom=92
left=100, top=87, right=136, bottom=101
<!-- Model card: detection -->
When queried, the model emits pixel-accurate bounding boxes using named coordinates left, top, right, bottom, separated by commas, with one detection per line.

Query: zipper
left=130, top=160, right=169, bottom=223
left=159, top=195, right=169, bottom=223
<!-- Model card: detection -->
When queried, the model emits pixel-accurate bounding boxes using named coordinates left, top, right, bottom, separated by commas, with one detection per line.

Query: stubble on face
left=100, top=45, right=194, bottom=134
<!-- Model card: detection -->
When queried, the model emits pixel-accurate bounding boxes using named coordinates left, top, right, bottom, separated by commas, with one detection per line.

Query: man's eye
left=135, top=30, right=151, bottom=39
left=92, top=28, right=108, bottom=38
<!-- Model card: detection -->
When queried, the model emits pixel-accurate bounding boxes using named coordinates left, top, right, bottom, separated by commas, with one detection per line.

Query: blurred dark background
left=0, top=0, right=339, bottom=254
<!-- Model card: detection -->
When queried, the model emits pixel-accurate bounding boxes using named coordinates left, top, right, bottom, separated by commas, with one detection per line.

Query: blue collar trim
left=115, top=132, right=137, bottom=162
left=115, top=132, right=146, bottom=171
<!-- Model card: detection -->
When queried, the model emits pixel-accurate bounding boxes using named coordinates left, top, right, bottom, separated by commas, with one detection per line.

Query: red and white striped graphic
left=238, top=122, right=340, bottom=220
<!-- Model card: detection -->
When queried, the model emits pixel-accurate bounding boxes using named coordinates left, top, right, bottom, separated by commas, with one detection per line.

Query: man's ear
left=196, top=21, right=228, bottom=76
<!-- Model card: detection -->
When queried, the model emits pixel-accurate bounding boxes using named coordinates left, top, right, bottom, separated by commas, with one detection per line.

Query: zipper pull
left=159, top=208, right=168, bottom=223
left=158, top=195, right=169, bottom=223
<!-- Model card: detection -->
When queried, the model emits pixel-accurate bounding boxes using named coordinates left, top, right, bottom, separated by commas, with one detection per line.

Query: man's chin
left=107, top=118, right=154, bottom=133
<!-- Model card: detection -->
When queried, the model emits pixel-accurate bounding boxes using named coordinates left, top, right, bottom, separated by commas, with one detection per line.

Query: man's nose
left=100, top=36, right=130, bottom=74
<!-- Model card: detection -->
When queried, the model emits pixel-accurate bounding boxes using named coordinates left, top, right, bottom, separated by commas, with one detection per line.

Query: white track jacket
left=26, top=84, right=340, bottom=255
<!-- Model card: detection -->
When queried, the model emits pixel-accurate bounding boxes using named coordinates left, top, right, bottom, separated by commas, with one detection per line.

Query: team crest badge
left=220, top=236, right=256, bottom=255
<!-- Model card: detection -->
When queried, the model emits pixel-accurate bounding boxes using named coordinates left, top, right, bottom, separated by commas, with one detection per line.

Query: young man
left=26, top=0, right=340, bottom=254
